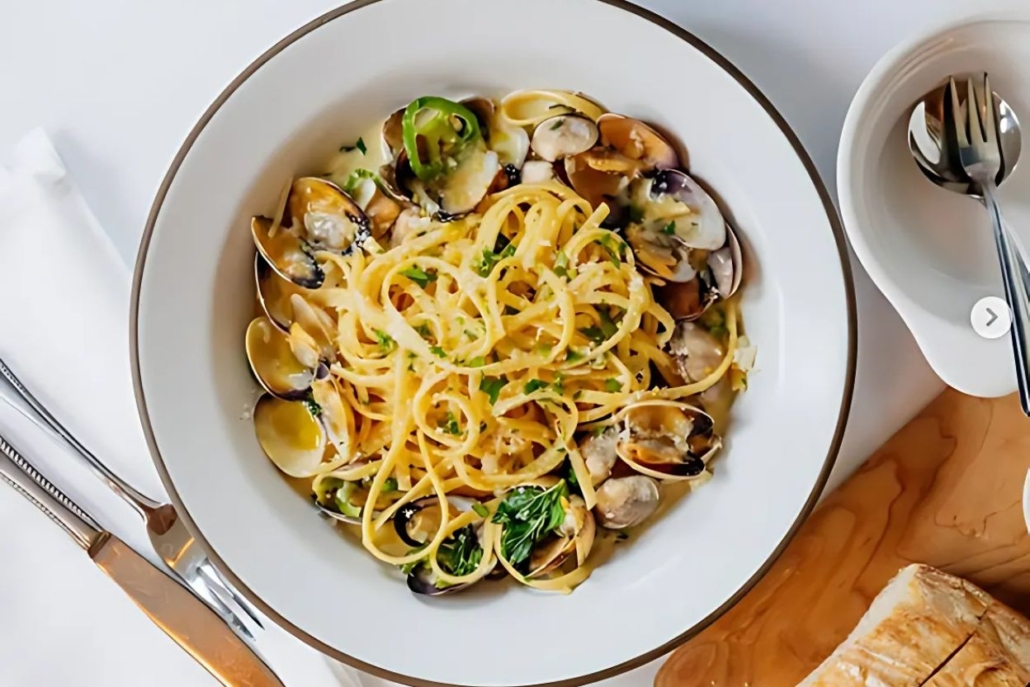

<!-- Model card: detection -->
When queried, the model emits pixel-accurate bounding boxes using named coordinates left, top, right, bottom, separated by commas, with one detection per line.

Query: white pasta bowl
left=131, top=0, right=856, bottom=685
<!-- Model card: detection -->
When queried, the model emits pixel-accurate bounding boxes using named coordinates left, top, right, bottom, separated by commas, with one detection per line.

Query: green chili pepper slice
left=402, top=96, right=482, bottom=182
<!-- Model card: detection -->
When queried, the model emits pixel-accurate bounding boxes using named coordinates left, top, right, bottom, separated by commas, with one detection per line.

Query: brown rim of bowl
left=130, top=1, right=857, bottom=685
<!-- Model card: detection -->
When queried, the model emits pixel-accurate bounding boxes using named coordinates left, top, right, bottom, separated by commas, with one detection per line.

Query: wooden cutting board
left=656, top=389, right=1030, bottom=687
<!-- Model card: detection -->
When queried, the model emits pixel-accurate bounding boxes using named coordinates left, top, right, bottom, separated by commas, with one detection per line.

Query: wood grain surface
left=656, top=389, right=1030, bottom=687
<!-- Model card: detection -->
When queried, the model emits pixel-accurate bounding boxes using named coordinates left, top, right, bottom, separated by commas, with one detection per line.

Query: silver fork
left=0, top=356, right=263, bottom=640
left=950, top=74, right=1030, bottom=416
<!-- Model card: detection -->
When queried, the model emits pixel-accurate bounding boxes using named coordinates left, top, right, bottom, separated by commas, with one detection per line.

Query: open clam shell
left=613, top=399, right=721, bottom=481
left=255, top=253, right=311, bottom=332
left=245, top=316, right=320, bottom=400
left=594, top=475, right=660, bottom=530
left=597, top=113, right=679, bottom=170
left=253, top=394, right=327, bottom=478
left=526, top=493, right=595, bottom=578
left=287, top=177, right=372, bottom=254
left=531, top=114, right=599, bottom=162
left=252, top=216, right=324, bottom=289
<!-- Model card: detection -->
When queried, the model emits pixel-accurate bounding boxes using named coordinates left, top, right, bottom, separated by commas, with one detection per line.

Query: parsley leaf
left=492, top=481, right=569, bottom=567
left=661, top=221, right=677, bottom=235
left=604, top=379, right=623, bottom=393
left=471, top=502, right=489, bottom=518
left=373, top=329, right=395, bottom=354
left=524, top=379, right=549, bottom=394
left=437, top=525, right=483, bottom=577
left=440, top=411, right=461, bottom=436
left=429, top=345, right=447, bottom=359
left=400, top=265, right=438, bottom=288
left=479, top=377, right=507, bottom=405
left=599, top=308, right=620, bottom=338
left=596, top=232, right=624, bottom=266
left=340, top=137, right=368, bottom=155
left=579, top=326, right=606, bottom=345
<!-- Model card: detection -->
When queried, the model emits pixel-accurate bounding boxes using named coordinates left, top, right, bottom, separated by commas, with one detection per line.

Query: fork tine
left=982, top=73, right=998, bottom=145
left=966, top=77, right=984, bottom=144
left=949, top=77, right=968, bottom=146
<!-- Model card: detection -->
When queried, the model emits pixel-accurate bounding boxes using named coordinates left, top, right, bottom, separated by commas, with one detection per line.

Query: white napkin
left=0, top=129, right=359, bottom=687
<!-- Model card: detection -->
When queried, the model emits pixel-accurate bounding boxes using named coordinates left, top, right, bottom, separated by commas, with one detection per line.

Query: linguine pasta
left=246, top=91, right=751, bottom=595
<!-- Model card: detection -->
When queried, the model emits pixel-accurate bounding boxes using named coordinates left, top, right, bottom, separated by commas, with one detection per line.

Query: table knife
left=0, top=433, right=284, bottom=687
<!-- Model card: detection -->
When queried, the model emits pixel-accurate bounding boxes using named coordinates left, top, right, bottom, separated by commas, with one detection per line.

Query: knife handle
left=0, top=432, right=102, bottom=550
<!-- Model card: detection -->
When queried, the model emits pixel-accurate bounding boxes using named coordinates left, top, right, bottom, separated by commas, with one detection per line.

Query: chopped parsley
left=440, top=411, right=461, bottom=436
left=414, top=323, right=433, bottom=339
left=661, top=221, right=677, bottom=235
left=553, top=372, right=566, bottom=395
left=479, top=377, right=507, bottom=405
left=549, top=118, right=565, bottom=131
left=604, top=379, right=623, bottom=393
left=565, top=349, right=585, bottom=363
left=524, top=379, right=549, bottom=394
left=437, top=525, right=483, bottom=577
left=580, top=310, right=619, bottom=345
left=340, top=137, right=368, bottom=155
left=429, top=345, right=447, bottom=359
left=467, top=356, right=486, bottom=368
left=400, top=265, right=438, bottom=288
left=596, top=232, right=625, bottom=266
left=627, top=205, right=645, bottom=223
left=373, top=329, right=395, bottom=354
left=471, top=502, right=490, bottom=518
left=304, top=398, right=322, bottom=417
left=382, top=477, right=399, bottom=492
left=475, top=243, right=518, bottom=278
left=492, top=481, right=569, bottom=567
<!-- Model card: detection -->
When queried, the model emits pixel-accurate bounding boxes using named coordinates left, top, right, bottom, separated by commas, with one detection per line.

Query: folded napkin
left=0, top=129, right=359, bottom=687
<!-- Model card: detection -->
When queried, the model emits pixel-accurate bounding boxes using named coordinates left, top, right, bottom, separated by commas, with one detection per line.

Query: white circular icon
left=971, top=296, right=1012, bottom=340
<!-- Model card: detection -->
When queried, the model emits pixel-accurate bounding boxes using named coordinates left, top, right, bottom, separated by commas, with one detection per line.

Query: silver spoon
left=908, top=79, right=1022, bottom=194
left=908, top=75, right=1030, bottom=416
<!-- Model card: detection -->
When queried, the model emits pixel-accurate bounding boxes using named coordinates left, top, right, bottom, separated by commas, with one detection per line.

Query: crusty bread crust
left=798, top=565, right=996, bottom=687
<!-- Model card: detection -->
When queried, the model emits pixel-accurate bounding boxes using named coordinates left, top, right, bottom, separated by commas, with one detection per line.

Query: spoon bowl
left=908, top=80, right=1022, bottom=196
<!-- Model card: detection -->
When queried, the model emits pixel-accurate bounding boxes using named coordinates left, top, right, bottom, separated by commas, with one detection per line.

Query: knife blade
left=0, top=433, right=283, bottom=687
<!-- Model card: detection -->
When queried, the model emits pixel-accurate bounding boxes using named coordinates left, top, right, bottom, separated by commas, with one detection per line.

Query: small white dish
left=131, top=0, right=855, bottom=684
left=838, top=13, right=1030, bottom=398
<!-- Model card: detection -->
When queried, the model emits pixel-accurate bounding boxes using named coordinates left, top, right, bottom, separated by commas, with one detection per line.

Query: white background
left=3, top=0, right=1017, bottom=684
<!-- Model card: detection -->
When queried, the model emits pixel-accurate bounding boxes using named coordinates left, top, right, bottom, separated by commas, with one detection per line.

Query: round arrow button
left=971, top=296, right=1012, bottom=340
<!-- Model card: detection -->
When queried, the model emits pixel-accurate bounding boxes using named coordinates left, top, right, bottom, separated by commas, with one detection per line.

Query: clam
left=520, top=160, right=557, bottom=184
left=597, top=113, right=679, bottom=170
left=652, top=223, right=742, bottom=320
left=287, top=176, right=372, bottom=254
left=288, top=295, right=336, bottom=368
left=382, top=107, right=405, bottom=157
left=393, top=497, right=492, bottom=596
left=255, top=253, right=310, bottom=332
left=527, top=493, right=595, bottom=578
left=563, top=152, right=632, bottom=210
left=464, top=97, right=530, bottom=170
left=312, top=473, right=366, bottom=523
left=667, top=322, right=726, bottom=384
left=252, top=216, right=323, bottom=289
left=253, top=394, right=327, bottom=477
left=310, top=377, right=352, bottom=459
left=594, top=475, right=660, bottom=529
left=613, top=400, right=721, bottom=481
left=531, top=115, right=599, bottom=162
left=391, top=145, right=501, bottom=218
left=245, top=316, right=321, bottom=400
left=251, top=178, right=371, bottom=288
left=643, top=170, right=726, bottom=250
left=579, top=427, right=618, bottom=486
left=345, top=173, right=402, bottom=240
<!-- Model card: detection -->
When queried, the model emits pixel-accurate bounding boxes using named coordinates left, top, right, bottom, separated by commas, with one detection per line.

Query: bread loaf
left=798, top=564, right=1030, bottom=687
